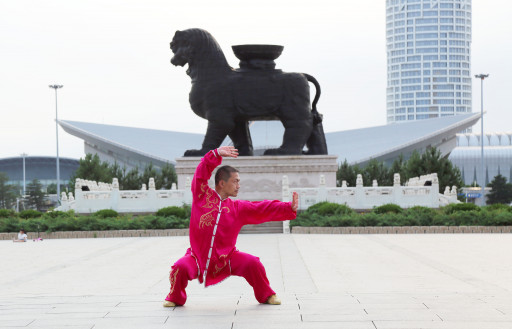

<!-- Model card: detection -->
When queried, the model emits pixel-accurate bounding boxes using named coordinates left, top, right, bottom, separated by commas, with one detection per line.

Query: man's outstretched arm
left=239, top=192, right=299, bottom=225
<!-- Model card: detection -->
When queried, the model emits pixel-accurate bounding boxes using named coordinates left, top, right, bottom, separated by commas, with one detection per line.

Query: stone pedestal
left=175, top=155, right=338, bottom=201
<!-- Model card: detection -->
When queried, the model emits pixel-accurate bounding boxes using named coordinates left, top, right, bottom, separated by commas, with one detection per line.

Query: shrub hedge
left=94, top=209, right=119, bottom=219
left=0, top=209, right=15, bottom=218
left=19, top=209, right=42, bottom=219
left=290, top=202, right=512, bottom=227
left=373, top=203, right=404, bottom=214
left=156, top=205, right=190, bottom=218
left=0, top=206, right=190, bottom=233
left=1, top=202, right=512, bottom=233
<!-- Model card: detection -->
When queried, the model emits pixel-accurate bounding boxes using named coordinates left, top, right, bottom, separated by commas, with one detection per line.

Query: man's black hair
left=215, top=165, right=239, bottom=185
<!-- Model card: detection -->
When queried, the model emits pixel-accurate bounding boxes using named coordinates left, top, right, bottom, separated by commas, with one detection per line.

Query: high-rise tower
left=386, top=0, right=472, bottom=123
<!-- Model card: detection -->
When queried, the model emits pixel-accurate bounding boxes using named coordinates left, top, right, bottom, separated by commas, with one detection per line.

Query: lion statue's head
left=170, top=29, right=226, bottom=68
left=170, top=30, right=193, bottom=67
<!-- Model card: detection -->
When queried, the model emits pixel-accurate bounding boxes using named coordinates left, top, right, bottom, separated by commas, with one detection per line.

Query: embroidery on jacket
left=197, top=183, right=208, bottom=200
left=202, top=187, right=217, bottom=209
left=169, top=268, right=179, bottom=294
left=199, top=208, right=217, bottom=228
left=213, top=254, right=228, bottom=277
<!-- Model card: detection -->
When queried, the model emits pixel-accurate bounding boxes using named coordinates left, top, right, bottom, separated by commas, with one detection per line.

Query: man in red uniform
left=164, top=146, right=298, bottom=307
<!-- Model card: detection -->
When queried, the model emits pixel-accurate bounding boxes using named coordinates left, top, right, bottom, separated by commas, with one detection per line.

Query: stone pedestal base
left=175, top=155, right=338, bottom=201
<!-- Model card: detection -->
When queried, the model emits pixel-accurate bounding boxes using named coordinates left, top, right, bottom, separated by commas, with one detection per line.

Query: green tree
left=68, top=154, right=177, bottom=191
left=26, top=179, right=46, bottom=211
left=337, top=160, right=357, bottom=187
left=121, top=167, right=141, bottom=190
left=486, top=174, right=512, bottom=204
left=405, top=148, right=463, bottom=193
left=0, top=172, right=18, bottom=209
left=363, top=159, right=391, bottom=186
left=68, top=154, right=111, bottom=190
left=405, top=150, right=423, bottom=179
left=46, top=183, right=57, bottom=194
left=108, top=162, right=126, bottom=185
left=46, top=183, right=67, bottom=196
left=336, top=147, right=464, bottom=192
left=390, top=154, right=407, bottom=182
left=159, top=163, right=178, bottom=189
left=422, top=148, right=463, bottom=193
left=141, top=163, right=160, bottom=189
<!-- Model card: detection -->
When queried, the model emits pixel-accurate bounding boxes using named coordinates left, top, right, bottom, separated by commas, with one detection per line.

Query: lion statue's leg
left=264, top=119, right=313, bottom=155
left=184, top=120, right=235, bottom=156
left=228, top=121, right=253, bottom=156
left=304, top=121, right=328, bottom=155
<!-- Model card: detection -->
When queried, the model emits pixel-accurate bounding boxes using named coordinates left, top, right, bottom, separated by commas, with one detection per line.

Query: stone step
left=240, top=221, right=283, bottom=234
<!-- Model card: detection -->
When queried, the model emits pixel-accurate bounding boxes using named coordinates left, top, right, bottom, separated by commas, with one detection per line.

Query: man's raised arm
left=217, top=146, right=239, bottom=159
left=191, top=147, right=239, bottom=195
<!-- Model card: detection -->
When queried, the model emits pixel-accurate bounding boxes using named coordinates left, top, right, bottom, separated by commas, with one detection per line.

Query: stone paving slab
left=1, top=234, right=512, bottom=328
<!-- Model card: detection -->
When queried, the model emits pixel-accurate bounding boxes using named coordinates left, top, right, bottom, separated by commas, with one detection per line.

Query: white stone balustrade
left=284, top=173, right=459, bottom=210
left=57, top=178, right=192, bottom=213
left=58, top=173, right=459, bottom=214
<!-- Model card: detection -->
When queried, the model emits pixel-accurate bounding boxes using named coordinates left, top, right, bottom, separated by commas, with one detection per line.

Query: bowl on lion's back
left=232, top=45, right=284, bottom=61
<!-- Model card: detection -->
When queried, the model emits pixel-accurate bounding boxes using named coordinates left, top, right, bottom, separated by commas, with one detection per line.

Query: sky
left=1, top=0, right=511, bottom=160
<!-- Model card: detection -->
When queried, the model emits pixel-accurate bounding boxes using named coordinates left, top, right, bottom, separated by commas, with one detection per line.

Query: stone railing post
left=282, top=175, right=291, bottom=234
left=318, top=175, right=327, bottom=202
left=75, top=178, right=83, bottom=206
left=393, top=173, right=401, bottom=205
left=282, top=175, right=290, bottom=202
left=184, top=177, right=192, bottom=204
left=147, top=178, right=157, bottom=207
left=451, top=186, right=458, bottom=202
left=59, top=192, right=68, bottom=211
left=111, top=178, right=120, bottom=211
left=355, top=174, right=364, bottom=209
left=431, top=174, right=440, bottom=207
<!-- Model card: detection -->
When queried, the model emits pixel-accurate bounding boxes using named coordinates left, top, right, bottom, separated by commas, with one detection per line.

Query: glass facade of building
left=449, top=133, right=512, bottom=188
left=0, top=156, right=79, bottom=194
left=386, top=0, right=472, bottom=123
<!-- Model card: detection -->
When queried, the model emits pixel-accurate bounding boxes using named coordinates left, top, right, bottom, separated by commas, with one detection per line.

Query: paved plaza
left=1, top=234, right=512, bottom=328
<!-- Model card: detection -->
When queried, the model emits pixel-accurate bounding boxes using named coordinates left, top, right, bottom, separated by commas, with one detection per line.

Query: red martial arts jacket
left=188, top=149, right=296, bottom=287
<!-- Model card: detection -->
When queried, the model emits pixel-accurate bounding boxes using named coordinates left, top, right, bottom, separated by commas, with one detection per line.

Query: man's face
left=220, top=172, right=240, bottom=198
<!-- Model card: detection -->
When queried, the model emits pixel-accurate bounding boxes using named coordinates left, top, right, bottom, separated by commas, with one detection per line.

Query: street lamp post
left=20, top=153, right=27, bottom=196
left=474, top=74, right=489, bottom=204
left=49, top=84, right=63, bottom=203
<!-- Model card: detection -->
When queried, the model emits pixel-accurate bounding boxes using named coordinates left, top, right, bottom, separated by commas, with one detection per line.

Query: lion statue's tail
left=304, top=73, right=322, bottom=125
left=303, top=73, right=328, bottom=155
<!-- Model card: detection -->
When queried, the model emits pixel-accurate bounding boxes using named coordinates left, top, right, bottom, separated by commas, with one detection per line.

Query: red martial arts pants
left=165, top=250, right=276, bottom=305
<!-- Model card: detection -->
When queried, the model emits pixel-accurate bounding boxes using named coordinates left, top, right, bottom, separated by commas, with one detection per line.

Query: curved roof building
left=0, top=156, right=79, bottom=192
left=449, top=133, right=512, bottom=187
left=59, top=112, right=481, bottom=169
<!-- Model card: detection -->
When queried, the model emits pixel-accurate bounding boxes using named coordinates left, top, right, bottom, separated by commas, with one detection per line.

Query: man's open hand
left=217, top=146, right=239, bottom=158
left=291, top=191, right=298, bottom=212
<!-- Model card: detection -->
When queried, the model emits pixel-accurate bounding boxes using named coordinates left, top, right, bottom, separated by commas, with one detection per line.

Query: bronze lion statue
left=170, top=28, right=328, bottom=156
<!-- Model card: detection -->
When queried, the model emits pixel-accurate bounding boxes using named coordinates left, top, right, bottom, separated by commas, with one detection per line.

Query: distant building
left=386, top=0, right=472, bottom=123
left=59, top=112, right=480, bottom=169
left=449, top=133, right=512, bottom=187
left=0, top=156, right=79, bottom=194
